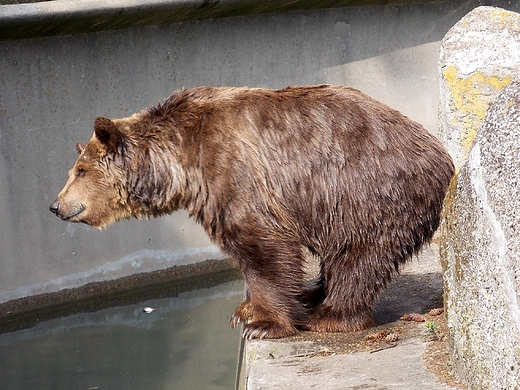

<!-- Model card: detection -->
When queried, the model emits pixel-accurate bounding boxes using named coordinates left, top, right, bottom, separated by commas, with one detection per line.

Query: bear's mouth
left=60, top=204, right=86, bottom=222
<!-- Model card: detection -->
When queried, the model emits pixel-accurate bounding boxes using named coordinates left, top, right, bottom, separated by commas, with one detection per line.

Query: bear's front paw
left=231, top=299, right=253, bottom=328
left=242, top=321, right=297, bottom=340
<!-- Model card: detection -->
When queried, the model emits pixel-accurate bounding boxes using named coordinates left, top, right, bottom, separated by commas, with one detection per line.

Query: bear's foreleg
left=226, top=235, right=307, bottom=339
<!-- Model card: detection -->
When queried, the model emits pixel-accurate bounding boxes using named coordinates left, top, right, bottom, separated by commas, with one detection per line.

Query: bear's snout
left=49, top=201, right=60, bottom=215
left=49, top=200, right=85, bottom=221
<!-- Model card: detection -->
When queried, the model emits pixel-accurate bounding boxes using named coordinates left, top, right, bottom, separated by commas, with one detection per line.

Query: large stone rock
left=439, top=6, right=520, bottom=170
left=440, top=81, right=520, bottom=388
left=439, top=8, right=520, bottom=387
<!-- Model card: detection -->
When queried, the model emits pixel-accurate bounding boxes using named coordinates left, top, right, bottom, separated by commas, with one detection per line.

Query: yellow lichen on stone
left=487, top=6, right=520, bottom=27
left=443, top=65, right=512, bottom=156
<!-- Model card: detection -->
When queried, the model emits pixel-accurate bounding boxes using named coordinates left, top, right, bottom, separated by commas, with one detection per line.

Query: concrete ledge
left=1, top=0, right=444, bottom=41
left=239, top=245, right=460, bottom=389
left=0, top=258, right=240, bottom=335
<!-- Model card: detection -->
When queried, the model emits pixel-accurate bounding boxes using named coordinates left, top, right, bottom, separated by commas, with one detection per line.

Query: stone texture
left=439, top=7, right=520, bottom=387
left=439, top=6, right=520, bottom=170
left=440, top=81, right=520, bottom=389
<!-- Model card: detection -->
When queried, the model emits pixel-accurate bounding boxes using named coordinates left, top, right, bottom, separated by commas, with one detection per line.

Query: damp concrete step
left=238, top=244, right=463, bottom=390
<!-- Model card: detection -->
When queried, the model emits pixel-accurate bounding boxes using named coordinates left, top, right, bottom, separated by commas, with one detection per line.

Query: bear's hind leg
left=305, top=302, right=374, bottom=333
left=303, top=251, right=394, bottom=333
left=298, top=275, right=326, bottom=310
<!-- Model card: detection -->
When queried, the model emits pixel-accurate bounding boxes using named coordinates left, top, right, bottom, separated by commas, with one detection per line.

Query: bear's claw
left=242, top=321, right=297, bottom=339
left=230, top=299, right=253, bottom=328
left=231, top=299, right=298, bottom=339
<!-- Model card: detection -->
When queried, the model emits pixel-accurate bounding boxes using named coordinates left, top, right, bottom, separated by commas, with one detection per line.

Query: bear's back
left=153, top=86, right=453, bottom=258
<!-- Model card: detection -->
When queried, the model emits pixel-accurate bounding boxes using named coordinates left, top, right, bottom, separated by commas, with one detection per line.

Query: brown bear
left=50, top=85, right=454, bottom=339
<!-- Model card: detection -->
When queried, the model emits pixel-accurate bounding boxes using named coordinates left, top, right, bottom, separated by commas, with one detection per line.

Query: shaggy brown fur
left=50, top=85, right=454, bottom=339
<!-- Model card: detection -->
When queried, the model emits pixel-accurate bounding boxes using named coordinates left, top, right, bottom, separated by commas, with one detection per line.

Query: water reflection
left=0, top=279, right=244, bottom=390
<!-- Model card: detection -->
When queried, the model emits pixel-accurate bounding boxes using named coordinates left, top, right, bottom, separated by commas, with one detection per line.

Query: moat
left=0, top=279, right=244, bottom=390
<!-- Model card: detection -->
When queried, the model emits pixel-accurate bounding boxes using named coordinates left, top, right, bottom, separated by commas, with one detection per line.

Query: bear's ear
left=94, top=117, right=122, bottom=153
left=75, top=142, right=86, bottom=154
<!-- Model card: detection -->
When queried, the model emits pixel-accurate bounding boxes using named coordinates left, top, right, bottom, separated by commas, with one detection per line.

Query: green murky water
left=0, top=279, right=244, bottom=390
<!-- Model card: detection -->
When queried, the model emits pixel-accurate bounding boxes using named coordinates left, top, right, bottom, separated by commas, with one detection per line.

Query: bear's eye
left=76, top=168, right=86, bottom=178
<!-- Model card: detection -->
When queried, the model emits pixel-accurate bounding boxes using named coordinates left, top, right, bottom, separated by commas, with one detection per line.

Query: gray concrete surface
left=240, top=244, right=458, bottom=389
left=1, top=1, right=520, bottom=307
left=245, top=339, right=449, bottom=390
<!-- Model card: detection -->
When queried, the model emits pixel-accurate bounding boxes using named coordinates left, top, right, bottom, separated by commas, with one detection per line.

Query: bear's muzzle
left=49, top=200, right=86, bottom=222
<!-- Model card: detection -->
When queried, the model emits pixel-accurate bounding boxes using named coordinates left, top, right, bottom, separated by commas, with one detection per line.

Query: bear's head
left=50, top=113, right=189, bottom=228
left=49, top=117, right=137, bottom=229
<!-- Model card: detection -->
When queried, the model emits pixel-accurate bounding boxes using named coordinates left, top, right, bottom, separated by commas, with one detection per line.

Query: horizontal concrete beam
left=1, top=0, right=444, bottom=41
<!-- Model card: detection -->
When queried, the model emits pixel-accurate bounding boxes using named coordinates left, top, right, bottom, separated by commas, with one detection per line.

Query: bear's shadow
left=373, top=270, right=444, bottom=325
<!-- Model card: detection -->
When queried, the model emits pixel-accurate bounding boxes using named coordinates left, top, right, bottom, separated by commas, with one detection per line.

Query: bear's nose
left=49, top=201, right=60, bottom=215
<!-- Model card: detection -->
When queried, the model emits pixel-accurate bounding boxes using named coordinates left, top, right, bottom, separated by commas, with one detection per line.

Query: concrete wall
left=1, top=0, right=518, bottom=305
